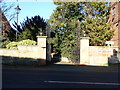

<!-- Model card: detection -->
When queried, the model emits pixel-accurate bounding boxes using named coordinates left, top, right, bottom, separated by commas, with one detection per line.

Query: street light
left=37, top=31, right=43, bottom=36
left=14, top=5, right=21, bottom=41
left=0, top=21, right=2, bottom=30
left=0, top=21, right=2, bottom=41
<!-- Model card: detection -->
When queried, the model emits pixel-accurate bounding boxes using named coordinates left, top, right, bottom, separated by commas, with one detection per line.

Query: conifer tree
left=13, top=15, right=47, bottom=41
left=49, top=1, right=114, bottom=60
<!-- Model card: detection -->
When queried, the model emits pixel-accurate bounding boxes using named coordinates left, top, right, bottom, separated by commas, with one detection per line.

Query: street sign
left=105, top=41, right=114, bottom=45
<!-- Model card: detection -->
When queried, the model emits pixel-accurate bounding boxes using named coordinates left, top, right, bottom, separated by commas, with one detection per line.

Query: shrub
left=6, top=39, right=37, bottom=49
left=6, top=42, right=18, bottom=49
left=18, top=39, right=37, bottom=45
left=0, top=40, right=11, bottom=48
left=69, top=45, right=80, bottom=63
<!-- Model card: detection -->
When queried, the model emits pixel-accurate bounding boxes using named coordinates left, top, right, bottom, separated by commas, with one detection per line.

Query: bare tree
left=0, top=0, right=16, bottom=22
left=0, top=0, right=16, bottom=39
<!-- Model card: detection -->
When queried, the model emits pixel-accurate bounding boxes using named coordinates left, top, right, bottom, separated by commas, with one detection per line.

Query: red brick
left=108, top=2, right=120, bottom=46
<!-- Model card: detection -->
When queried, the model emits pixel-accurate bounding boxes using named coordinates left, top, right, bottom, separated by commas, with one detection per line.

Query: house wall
left=108, top=2, right=120, bottom=46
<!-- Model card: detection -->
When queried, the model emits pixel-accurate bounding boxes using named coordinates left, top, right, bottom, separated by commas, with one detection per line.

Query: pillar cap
left=37, top=36, right=47, bottom=38
left=80, top=37, right=90, bottom=39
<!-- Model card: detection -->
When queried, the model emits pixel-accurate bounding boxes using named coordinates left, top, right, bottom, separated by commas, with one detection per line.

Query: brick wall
left=108, top=2, right=120, bottom=46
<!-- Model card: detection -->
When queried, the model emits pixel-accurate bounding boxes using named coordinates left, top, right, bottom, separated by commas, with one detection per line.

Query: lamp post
left=0, top=21, right=2, bottom=41
left=0, top=21, right=2, bottom=31
left=37, top=31, right=43, bottom=36
left=14, top=5, right=21, bottom=41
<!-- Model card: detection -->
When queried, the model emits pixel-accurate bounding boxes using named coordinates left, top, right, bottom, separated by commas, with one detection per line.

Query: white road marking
left=44, top=81, right=120, bottom=86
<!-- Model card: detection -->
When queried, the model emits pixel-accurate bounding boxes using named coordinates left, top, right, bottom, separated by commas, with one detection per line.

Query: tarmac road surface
left=2, top=64, right=120, bottom=89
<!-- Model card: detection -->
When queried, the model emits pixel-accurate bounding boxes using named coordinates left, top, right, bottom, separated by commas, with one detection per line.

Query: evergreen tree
left=81, top=17, right=114, bottom=46
left=13, top=15, right=47, bottom=41
left=81, top=2, right=114, bottom=45
left=49, top=2, right=84, bottom=58
left=49, top=1, right=114, bottom=60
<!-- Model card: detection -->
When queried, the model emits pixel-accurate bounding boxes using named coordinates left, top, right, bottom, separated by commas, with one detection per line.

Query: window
left=112, top=7, right=116, bottom=16
left=116, top=23, right=118, bottom=27
left=112, top=18, right=114, bottom=22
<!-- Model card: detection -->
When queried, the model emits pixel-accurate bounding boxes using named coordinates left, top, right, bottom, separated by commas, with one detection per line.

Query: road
left=2, top=65, right=120, bottom=89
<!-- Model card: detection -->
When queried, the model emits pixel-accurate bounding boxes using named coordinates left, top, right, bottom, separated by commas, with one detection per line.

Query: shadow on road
left=3, top=62, right=119, bottom=73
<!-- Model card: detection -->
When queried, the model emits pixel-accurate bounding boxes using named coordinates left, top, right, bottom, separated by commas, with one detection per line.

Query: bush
left=6, top=42, right=18, bottom=49
left=18, top=39, right=37, bottom=45
left=6, top=39, right=37, bottom=49
left=0, top=39, right=11, bottom=48
left=70, top=45, right=80, bottom=63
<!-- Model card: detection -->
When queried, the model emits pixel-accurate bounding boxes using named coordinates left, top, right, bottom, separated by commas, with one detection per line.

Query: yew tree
left=49, top=1, right=114, bottom=60
left=13, top=15, right=47, bottom=41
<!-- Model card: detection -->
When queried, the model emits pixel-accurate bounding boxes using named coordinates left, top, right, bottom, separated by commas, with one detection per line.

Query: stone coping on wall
left=80, top=37, right=90, bottom=39
left=89, top=46, right=119, bottom=48
left=18, top=45, right=37, bottom=47
left=0, top=48, right=18, bottom=51
left=36, top=36, right=47, bottom=38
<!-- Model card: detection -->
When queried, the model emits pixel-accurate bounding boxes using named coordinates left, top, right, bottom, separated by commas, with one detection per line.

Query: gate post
left=80, top=37, right=90, bottom=65
left=37, top=36, right=47, bottom=65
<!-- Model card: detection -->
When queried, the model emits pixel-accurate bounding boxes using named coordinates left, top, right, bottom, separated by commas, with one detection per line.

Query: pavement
left=52, top=61, right=119, bottom=72
left=2, top=61, right=120, bottom=72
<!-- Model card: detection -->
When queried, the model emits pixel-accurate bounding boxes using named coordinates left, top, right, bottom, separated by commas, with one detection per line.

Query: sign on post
left=105, top=41, right=114, bottom=45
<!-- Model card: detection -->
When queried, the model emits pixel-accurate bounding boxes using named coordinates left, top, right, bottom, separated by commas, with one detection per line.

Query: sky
left=3, top=1, right=57, bottom=27
left=3, top=0, right=118, bottom=27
